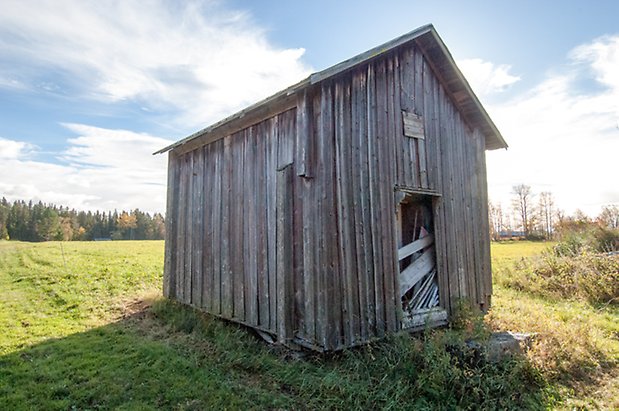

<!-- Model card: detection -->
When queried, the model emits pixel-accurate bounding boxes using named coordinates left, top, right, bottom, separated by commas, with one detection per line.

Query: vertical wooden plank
left=451, top=112, right=467, bottom=303
left=255, top=122, right=270, bottom=328
left=276, top=164, right=294, bottom=342
left=163, top=151, right=179, bottom=299
left=277, top=109, right=302, bottom=338
left=390, top=54, right=406, bottom=328
left=232, top=131, right=245, bottom=320
left=479, top=143, right=493, bottom=309
left=383, top=55, right=398, bottom=332
left=278, top=109, right=295, bottom=169
left=202, top=144, right=213, bottom=312
left=278, top=110, right=300, bottom=334
left=359, top=67, right=376, bottom=339
left=319, top=83, right=342, bottom=349
left=344, top=77, right=362, bottom=343
left=191, top=148, right=204, bottom=307
left=454, top=115, right=470, bottom=303
left=447, top=103, right=464, bottom=305
left=400, top=47, right=417, bottom=188
left=295, top=91, right=313, bottom=177
left=184, top=153, right=194, bottom=304
left=471, top=134, right=483, bottom=308
left=334, top=79, right=355, bottom=347
left=301, top=175, right=316, bottom=342
left=221, top=137, right=233, bottom=318
left=413, top=47, right=429, bottom=189
left=440, top=87, right=460, bottom=311
left=422, top=59, right=437, bottom=191
left=368, top=61, right=385, bottom=337
left=163, top=152, right=178, bottom=299
left=392, top=52, right=405, bottom=187
left=176, top=154, right=187, bottom=303
left=469, top=132, right=484, bottom=308
left=444, top=99, right=458, bottom=308
left=470, top=131, right=481, bottom=307
left=245, top=127, right=258, bottom=325
left=267, top=116, right=279, bottom=332
left=230, top=134, right=239, bottom=317
left=476, top=129, right=493, bottom=308
left=292, top=133, right=305, bottom=339
left=312, top=89, right=327, bottom=348
left=461, top=126, right=476, bottom=306
left=242, top=132, right=251, bottom=320
left=349, top=71, right=368, bottom=342
left=430, top=73, right=450, bottom=314
left=467, top=130, right=478, bottom=306
left=299, top=97, right=316, bottom=344
left=212, top=140, right=223, bottom=315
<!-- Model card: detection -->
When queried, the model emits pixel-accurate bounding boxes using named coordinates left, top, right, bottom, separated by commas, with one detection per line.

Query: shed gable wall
left=290, top=44, right=492, bottom=349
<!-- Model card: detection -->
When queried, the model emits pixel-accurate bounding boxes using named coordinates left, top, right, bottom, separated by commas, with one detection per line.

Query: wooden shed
left=156, top=24, right=507, bottom=351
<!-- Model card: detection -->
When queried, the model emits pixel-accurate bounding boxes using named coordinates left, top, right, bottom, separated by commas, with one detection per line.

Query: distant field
left=491, top=240, right=554, bottom=269
left=0, top=240, right=616, bottom=409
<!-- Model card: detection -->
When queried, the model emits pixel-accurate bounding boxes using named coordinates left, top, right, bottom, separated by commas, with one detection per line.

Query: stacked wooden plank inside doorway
left=396, top=192, right=447, bottom=329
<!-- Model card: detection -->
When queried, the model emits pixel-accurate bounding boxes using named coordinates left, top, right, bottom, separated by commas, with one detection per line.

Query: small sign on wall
left=402, top=111, right=425, bottom=139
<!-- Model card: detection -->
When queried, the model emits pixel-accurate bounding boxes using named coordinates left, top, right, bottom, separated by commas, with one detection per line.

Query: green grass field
left=0, top=240, right=616, bottom=409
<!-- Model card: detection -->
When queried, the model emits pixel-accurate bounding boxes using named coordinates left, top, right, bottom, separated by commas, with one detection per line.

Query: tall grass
left=497, top=250, right=618, bottom=306
left=490, top=241, right=619, bottom=409
left=150, top=299, right=547, bottom=410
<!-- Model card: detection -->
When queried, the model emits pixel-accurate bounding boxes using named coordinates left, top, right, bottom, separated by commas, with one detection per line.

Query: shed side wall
left=164, top=109, right=296, bottom=336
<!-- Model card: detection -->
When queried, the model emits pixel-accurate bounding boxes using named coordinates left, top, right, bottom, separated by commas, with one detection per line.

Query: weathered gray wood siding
left=289, top=45, right=491, bottom=350
left=165, top=109, right=296, bottom=336
left=163, top=42, right=493, bottom=351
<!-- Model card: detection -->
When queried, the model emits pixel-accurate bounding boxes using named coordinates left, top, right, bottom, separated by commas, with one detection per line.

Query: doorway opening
left=395, top=192, right=444, bottom=329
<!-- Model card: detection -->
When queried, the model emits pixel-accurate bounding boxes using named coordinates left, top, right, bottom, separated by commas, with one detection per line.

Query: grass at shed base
left=0, top=240, right=615, bottom=409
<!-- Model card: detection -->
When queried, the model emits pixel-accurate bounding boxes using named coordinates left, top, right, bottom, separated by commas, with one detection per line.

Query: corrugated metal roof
left=155, top=24, right=507, bottom=155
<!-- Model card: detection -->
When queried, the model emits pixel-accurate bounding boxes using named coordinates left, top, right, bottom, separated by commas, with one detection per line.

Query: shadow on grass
left=0, top=299, right=549, bottom=410
left=0, top=300, right=294, bottom=410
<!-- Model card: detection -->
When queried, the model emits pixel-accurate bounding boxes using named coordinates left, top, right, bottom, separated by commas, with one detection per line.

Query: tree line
left=489, top=184, right=619, bottom=242
left=0, top=198, right=165, bottom=241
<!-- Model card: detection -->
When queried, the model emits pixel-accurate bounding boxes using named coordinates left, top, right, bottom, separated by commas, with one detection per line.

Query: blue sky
left=0, top=0, right=617, bottom=218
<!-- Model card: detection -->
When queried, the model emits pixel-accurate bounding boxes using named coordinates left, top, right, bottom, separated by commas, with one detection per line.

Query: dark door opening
left=396, top=192, right=444, bottom=329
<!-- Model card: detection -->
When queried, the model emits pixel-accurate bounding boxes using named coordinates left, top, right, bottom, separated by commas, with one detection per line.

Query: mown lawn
left=0, top=240, right=615, bottom=409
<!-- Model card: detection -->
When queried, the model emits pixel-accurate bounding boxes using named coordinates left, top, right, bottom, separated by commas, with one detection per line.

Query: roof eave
left=414, top=29, right=507, bottom=150
left=153, top=77, right=310, bottom=155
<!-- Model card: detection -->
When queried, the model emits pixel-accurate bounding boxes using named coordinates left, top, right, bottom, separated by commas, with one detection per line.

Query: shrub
left=554, top=227, right=619, bottom=256
left=498, top=251, right=618, bottom=306
left=593, top=228, right=619, bottom=253
left=526, top=232, right=547, bottom=242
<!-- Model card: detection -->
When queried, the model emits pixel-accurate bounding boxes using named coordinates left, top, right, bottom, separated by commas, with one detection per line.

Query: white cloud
left=457, top=58, right=521, bottom=96
left=570, top=35, right=619, bottom=89
left=0, top=1, right=313, bottom=213
left=486, top=35, right=619, bottom=216
left=0, top=126, right=172, bottom=212
left=0, top=0, right=312, bottom=130
left=0, top=137, right=36, bottom=160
